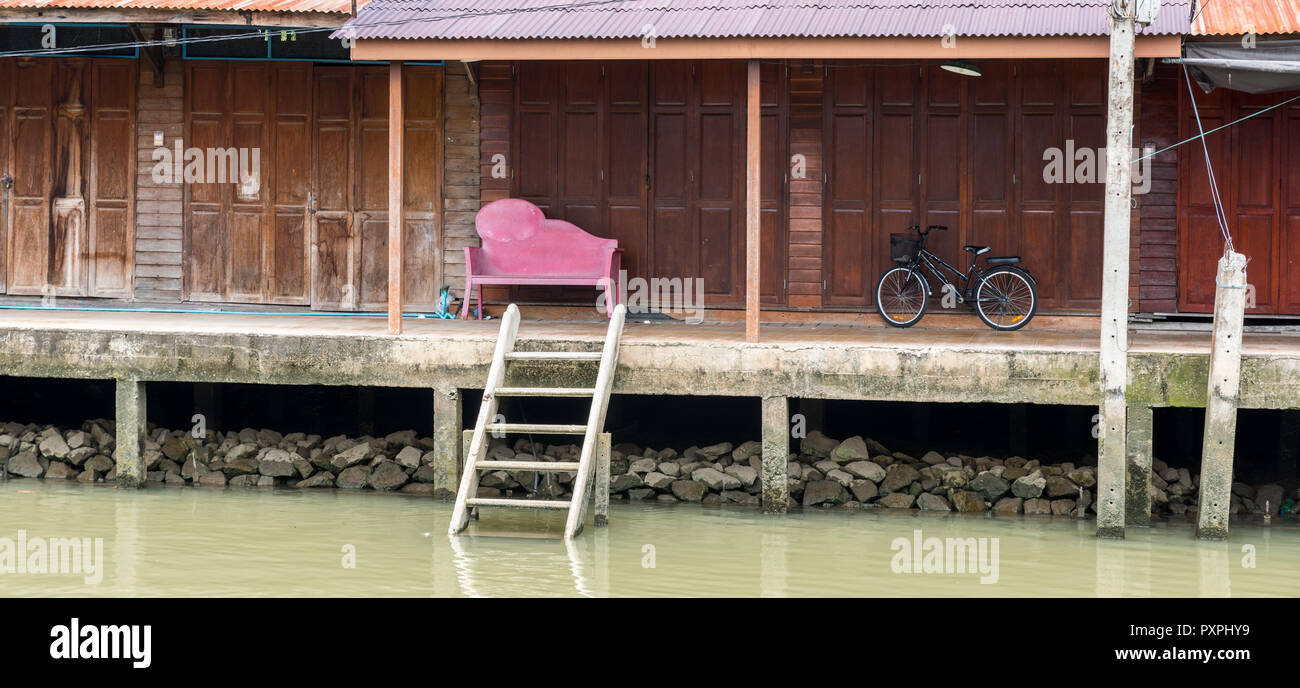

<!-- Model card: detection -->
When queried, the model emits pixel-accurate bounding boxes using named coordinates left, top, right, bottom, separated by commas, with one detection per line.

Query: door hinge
left=823, top=279, right=827, bottom=292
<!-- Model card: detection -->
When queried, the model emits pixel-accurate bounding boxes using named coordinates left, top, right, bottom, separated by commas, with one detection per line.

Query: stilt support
left=114, top=378, right=147, bottom=488
left=1126, top=404, right=1153, bottom=527
left=1197, top=250, right=1248, bottom=540
left=761, top=395, right=789, bottom=513
left=433, top=387, right=462, bottom=499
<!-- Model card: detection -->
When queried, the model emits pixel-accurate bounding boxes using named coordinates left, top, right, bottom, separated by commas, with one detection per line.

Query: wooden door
left=269, top=64, right=312, bottom=305
left=311, top=66, right=357, bottom=309
left=8, top=60, right=55, bottom=296
left=87, top=61, right=136, bottom=298
left=0, top=59, right=7, bottom=293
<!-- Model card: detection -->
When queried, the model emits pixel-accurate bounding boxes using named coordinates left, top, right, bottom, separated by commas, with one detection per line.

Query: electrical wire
left=1181, top=63, right=1234, bottom=253
left=0, top=0, right=638, bottom=58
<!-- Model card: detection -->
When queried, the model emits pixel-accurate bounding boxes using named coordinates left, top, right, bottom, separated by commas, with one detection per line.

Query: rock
left=724, top=464, right=758, bottom=487
left=1044, top=476, right=1080, bottom=499
left=881, top=463, right=921, bottom=492
left=722, top=490, right=760, bottom=506
left=877, top=493, right=915, bottom=509
left=692, top=467, right=740, bottom=491
left=296, top=472, right=335, bottom=488
left=993, top=497, right=1023, bottom=514
left=814, top=459, right=839, bottom=474
left=671, top=480, right=706, bottom=503
left=1051, top=499, right=1076, bottom=516
left=731, top=440, right=762, bottom=462
left=1067, top=468, right=1097, bottom=488
left=256, top=476, right=277, bottom=487
left=844, top=460, right=886, bottom=483
left=969, top=472, right=1010, bottom=501
left=831, top=436, right=870, bottom=463
left=226, top=443, right=259, bottom=461
left=917, top=493, right=952, bottom=511
left=695, top=442, right=733, bottom=459
left=412, top=465, right=438, bottom=483
left=1011, top=471, right=1046, bottom=499
left=628, top=457, right=657, bottom=474
left=330, top=443, right=372, bottom=470
left=83, top=455, right=113, bottom=473
left=825, top=468, right=854, bottom=488
left=643, top=471, right=674, bottom=490
left=198, top=472, right=227, bottom=487
left=65, top=430, right=87, bottom=450
left=160, top=436, right=190, bottom=461
left=1023, top=498, right=1052, bottom=515
left=624, top=488, right=653, bottom=501
left=385, top=429, right=416, bottom=447
left=1256, top=484, right=1285, bottom=511
left=658, top=461, right=680, bottom=477
left=702, top=494, right=723, bottom=506
left=395, top=446, right=423, bottom=469
left=936, top=465, right=969, bottom=489
left=952, top=491, right=987, bottom=512
left=399, top=482, right=438, bottom=495
left=864, top=437, right=891, bottom=455
left=37, top=433, right=70, bottom=461
left=801, top=430, right=839, bottom=458
left=44, top=462, right=77, bottom=480
left=610, top=473, right=644, bottom=493
left=258, top=449, right=297, bottom=477
left=336, top=466, right=371, bottom=489
left=228, top=475, right=260, bottom=488
left=850, top=479, right=878, bottom=502
left=369, top=461, right=409, bottom=491
left=802, top=479, right=848, bottom=507
left=920, top=450, right=947, bottom=465
left=66, top=447, right=95, bottom=467
left=6, top=450, right=44, bottom=478
left=222, top=458, right=258, bottom=478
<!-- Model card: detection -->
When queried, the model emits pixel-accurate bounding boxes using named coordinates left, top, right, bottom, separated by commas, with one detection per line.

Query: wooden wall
left=1137, top=61, right=1180, bottom=314
left=135, top=58, right=184, bottom=302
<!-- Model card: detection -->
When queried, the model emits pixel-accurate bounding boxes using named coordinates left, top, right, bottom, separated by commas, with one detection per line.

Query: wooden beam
left=128, top=24, right=164, bottom=87
left=1097, top=8, right=1135, bottom=540
left=351, top=35, right=1183, bottom=62
left=745, top=58, right=761, bottom=342
left=388, top=60, right=404, bottom=335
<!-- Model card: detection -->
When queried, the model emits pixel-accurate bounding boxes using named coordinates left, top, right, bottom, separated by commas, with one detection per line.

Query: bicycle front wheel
left=974, top=267, right=1037, bottom=331
left=876, top=266, right=929, bottom=327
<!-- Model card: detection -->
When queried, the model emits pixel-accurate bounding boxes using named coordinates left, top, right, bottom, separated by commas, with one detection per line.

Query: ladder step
left=504, top=351, right=602, bottom=361
left=494, top=387, right=595, bottom=398
left=476, top=460, right=580, bottom=471
left=467, top=497, right=572, bottom=510
left=485, top=423, right=588, bottom=435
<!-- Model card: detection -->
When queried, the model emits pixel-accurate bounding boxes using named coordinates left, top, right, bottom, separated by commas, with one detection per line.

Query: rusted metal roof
left=1192, top=0, right=1300, bottom=35
left=340, top=0, right=1191, bottom=41
left=0, top=0, right=363, bottom=12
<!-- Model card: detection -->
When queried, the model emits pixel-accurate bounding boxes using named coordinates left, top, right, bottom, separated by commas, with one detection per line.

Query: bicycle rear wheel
left=875, top=266, right=929, bottom=327
left=974, top=267, right=1037, bottom=331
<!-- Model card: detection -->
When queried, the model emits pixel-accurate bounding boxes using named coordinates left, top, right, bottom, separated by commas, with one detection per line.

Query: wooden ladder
left=449, top=303, right=626, bottom=540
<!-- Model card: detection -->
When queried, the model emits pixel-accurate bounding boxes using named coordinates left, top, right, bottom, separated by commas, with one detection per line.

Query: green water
left=1, top=481, right=1297, bottom=597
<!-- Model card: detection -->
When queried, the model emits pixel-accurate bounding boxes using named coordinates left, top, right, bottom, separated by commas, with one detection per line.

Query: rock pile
left=2, top=421, right=1291, bottom=518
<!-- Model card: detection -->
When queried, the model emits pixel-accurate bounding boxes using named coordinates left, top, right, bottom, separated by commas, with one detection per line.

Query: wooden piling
left=1196, top=250, right=1248, bottom=540
left=114, top=378, right=147, bottom=488
left=594, top=432, right=610, bottom=526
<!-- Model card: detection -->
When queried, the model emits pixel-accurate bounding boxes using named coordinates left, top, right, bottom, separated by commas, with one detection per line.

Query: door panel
left=9, top=61, right=53, bottom=295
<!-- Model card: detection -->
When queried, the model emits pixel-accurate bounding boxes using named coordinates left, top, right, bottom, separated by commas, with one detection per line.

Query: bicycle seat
left=986, top=256, right=1021, bottom=265
left=963, top=245, right=990, bottom=255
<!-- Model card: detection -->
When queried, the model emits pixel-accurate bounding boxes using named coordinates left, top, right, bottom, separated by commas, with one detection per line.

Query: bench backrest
left=474, top=198, right=617, bottom=278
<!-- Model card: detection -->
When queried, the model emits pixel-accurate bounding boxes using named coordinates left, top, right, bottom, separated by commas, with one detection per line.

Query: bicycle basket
left=889, top=233, right=920, bottom=262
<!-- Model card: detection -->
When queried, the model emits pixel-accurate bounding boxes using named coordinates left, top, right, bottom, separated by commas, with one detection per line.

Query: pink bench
left=460, top=198, right=623, bottom=319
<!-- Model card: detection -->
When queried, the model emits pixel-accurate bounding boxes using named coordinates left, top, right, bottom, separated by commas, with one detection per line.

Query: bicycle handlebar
left=907, top=224, right=949, bottom=235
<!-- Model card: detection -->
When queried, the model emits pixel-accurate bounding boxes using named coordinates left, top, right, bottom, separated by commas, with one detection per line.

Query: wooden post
left=745, top=59, right=761, bottom=342
left=1097, top=6, right=1135, bottom=540
left=761, top=395, right=789, bottom=513
left=387, top=60, right=405, bottom=335
left=433, top=387, right=461, bottom=499
left=114, top=379, right=147, bottom=488
left=1196, top=250, right=1248, bottom=540
left=1126, top=403, right=1153, bottom=527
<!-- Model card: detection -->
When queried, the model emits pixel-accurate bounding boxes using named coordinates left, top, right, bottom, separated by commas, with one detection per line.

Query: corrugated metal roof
left=1192, top=0, right=1300, bottom=35
left=0, top=0, right=363, bottom=12
left=340, top=0, right=1192, bottom=41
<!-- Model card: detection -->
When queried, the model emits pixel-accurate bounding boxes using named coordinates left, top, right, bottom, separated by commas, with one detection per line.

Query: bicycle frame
left=899, top=229, right=989, bottom=302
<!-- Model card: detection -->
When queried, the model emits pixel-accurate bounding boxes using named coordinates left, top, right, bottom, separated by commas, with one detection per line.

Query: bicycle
left=874, top=224, right=1038, bottom=331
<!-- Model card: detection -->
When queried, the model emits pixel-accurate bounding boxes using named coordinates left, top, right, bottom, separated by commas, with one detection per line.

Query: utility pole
left=1097, top=0, right=1144, bottom=539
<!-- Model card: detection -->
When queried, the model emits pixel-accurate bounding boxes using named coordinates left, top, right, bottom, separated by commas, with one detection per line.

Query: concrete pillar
left=594, top=432, right=610, bottom=527
left=1125, top=404, right=1153, bottom=527
left=761, top=395, right=789, bottom=513
left=114, top=378, right=147, bottom=488
left=433, top=387, right=462, bottom=500
left=1096, top=6, right=1136, bottom=540
left=1196, top=250, right=1248, bottom=540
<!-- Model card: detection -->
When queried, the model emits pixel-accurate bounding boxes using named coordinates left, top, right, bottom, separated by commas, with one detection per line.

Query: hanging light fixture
left=940, top=60, right=982, bottom=77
